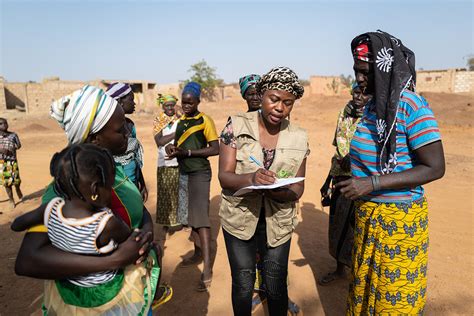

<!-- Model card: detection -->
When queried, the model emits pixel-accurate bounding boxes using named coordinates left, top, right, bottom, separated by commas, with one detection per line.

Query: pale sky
left=1, top=0, right=472, bottom=84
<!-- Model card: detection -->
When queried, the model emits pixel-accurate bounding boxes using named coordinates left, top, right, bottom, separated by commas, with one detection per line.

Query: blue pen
left=249, top=155, right=264, bottom=168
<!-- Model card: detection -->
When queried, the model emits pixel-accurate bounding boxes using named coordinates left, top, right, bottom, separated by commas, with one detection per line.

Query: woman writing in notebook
left=218, top=67, right=309, bottom=316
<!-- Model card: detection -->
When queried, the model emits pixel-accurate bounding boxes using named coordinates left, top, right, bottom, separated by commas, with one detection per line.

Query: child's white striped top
left=44, top=197, right=118, bottom=287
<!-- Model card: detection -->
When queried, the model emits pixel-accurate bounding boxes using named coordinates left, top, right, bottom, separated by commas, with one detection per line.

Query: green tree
left=182, top=60, right=223, bottom=101
left=467, top=57, right=474, bottom=71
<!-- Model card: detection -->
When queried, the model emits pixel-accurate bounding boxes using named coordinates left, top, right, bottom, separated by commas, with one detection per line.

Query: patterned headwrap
left=106, top=82, right=132, bottom=99
left=239, top=74, right=261, bottom=97
left=157, top=94, right=178, bottom=106
left=351, top=30, right=416, bottom=174
left=182, top=82, right=201, bottom=99
left=50, top=85, right=118, bottom=145
left=353, top=42, right=372, bottom=62
left=256, top=66, right=304, bottom=99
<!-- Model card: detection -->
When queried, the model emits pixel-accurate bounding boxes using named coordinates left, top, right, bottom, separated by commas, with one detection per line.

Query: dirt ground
left=0, top=92, right=472, bottom=315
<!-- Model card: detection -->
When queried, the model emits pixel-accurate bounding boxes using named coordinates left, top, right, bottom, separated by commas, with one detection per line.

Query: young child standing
left=0, top=117, right=23, bottom=209
left=12, top=144, right=160, bottom=315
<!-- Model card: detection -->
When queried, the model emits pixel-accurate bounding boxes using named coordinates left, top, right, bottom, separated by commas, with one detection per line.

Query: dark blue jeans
left=223, top=211, right=291, bottom=316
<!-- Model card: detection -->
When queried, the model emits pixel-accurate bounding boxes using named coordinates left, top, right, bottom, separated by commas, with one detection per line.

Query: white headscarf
left=50, top=85, right=118, bottom=144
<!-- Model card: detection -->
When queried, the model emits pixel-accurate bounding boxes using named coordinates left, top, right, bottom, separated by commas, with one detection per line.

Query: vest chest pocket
left=235, top=146, right=260, bottom=175
left=272, top=148, right=306, bottom=178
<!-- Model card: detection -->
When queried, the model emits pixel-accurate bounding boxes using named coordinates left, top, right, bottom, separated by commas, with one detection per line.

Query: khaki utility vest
left=219, top=111, right=308, bottom=247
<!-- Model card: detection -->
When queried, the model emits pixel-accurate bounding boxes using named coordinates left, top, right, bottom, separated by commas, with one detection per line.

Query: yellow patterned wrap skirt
left=346, top=198, right=428, bottom=315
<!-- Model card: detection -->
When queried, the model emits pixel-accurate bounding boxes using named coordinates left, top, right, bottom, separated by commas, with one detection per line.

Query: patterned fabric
left=353, top=42, right=372, bottom=62
left=0, top=159, right=21, bottom=187
left=182, top=82, right=201, bottom=98
left=220, top=118, right=276, bottom=168
left=156, top=166, right=180, bottom=226
left=175, top=112, right=218, bottom=173
left=239, top=74, right=261, bottom=97
left=256, top=66, right=304, bottom=99
left=106, top=82, right=132, bottom=99
left=0, top=132, right=21, bottom=160
left=157, top=94, right=178, bottom=106
left=350, top=90, right=441, bottom=202
left=153, top=112, right=178, bottom=136
left=177, top=172, right=189, bottom=225
left=42, top=253, right=159, bottom=315
left=351, top=31, right=416, bottom=174
left=114, top=121, right=144, bottom=184
left=44, top=197, right=118, bottom=287
left=330, top=109, right=362, bottom=177
left=347, top=198, right=428, bottom=315
left=50, top=85, right=118, bottom=145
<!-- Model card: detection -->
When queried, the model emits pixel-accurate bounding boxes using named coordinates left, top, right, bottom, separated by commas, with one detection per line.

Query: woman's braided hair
left=49, top=144, right=115, bottom=200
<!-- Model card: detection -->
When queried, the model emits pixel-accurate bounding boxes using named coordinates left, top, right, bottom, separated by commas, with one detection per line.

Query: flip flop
left=152, top=284, right=173, bottom=310
left=288, top=298, right=301, bottom=315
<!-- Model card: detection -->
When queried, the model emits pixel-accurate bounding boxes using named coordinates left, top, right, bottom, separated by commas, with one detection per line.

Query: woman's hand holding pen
left=248, top=155, right=276, bottom=185
left=252, top=168, right=276, bottom=185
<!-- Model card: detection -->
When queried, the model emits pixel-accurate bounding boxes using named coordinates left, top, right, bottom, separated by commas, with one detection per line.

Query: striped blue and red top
left=350, top=90, right=441, bottom=203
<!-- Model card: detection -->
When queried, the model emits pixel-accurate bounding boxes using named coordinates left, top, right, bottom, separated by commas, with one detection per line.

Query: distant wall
left=157, top=83, right=181, bottom=99
left=453, top=70, right=474, bottom=93
left=310, top=76, right=350, bottom=96
left=1, top=78, right=158, bottom=114
left=0, top=78, right=6, bottom=112
left=310, top=69, right=474, bottom=96
left=416, top=69, right=473, bottom=94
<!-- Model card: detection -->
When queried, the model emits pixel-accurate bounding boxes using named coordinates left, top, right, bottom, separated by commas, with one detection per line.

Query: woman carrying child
left=13, top=85, right=171, bottom=314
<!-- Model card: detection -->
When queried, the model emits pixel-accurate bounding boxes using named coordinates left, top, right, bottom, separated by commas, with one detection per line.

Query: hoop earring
left=91, top=194, right=98, bottom=201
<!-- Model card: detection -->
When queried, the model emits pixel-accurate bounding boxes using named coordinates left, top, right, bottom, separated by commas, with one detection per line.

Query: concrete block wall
left=25, top=81, right=84, bottom=113
left=454, top=71, right=474, bottom=94
left=416, top=70, right=455, bottom=93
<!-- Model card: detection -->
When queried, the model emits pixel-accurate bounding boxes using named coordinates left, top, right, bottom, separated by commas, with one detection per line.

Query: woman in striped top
left=338, top=32, right=445, bottom=315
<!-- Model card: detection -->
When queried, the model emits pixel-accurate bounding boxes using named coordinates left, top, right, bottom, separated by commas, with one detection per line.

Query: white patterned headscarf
left=50, top=85, right=118, bottom=144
